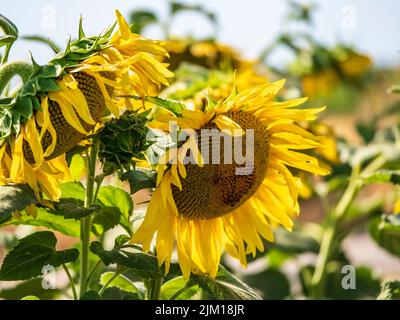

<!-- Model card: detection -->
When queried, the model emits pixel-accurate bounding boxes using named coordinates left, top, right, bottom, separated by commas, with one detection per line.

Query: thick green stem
left=79, top=140, right=99, bottom=297
left=79, top=216, right=92, bottom=297
left=0, top=61, right=32, bottom=94
left=146, top=278, right=162, bottom=300
left=310, top=155, right=387, bottom=299
left=310, top=165, right=360, bottom=299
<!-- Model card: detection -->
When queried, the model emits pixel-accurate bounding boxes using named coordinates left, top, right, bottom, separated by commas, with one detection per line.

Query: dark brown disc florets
left=172, top=111, right=270, bottom=219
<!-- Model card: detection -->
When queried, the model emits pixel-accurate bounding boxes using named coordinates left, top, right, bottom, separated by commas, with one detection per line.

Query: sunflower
left=132, top=79, right=329, bottom=278
left=299, top=47, right=372, bottom=98
left=163, top=55, right=269, bottom=114
left=0, top=10, right=173, bottom=202
left=301, top=69, right=340, bottom=98
left=163, top=39, right=241, bottom=71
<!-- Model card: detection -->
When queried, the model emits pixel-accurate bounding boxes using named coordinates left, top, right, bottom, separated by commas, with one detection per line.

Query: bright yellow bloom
left=0, top=119, right=71, bottom=201
left=0, top=10, right=174, bottom=202
left=132, top=80, right=329, bottom=278
left=164, top=39, right=241, bottom=71
left=338, top=52, right=372, bottom=78
left=302, top=69, right=340, bottom=98
left=394, top=198, right=400, bottom=215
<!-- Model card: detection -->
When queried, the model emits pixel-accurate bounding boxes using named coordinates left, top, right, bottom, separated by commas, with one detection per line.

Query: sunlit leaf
left=160, top=276, right=199, bottom=300
left=377, top=280, right=400, bottom=300
left=100, top=272, right=138, bottom=294
left=1, top=207, right=81, bottom=237
left=96, top=185, right=133, bottom=233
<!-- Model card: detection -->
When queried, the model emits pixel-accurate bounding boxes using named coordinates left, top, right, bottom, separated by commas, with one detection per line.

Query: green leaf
left=93, top=206, right=121, bottom=232
left=2, top=207, right=81, bottom=237
left=0, top=278, right=61, bottom=300
left=327, top=266, right=380, bottom=299
left=0, top=14, right=18, bottom=37
left=0, top=231, right=79, bottom=281
left=97, top=185, right=133, bottom=218
left=146, top=96, right=184, bottom=116
left=369, top=214, right=400, bottom=257
left=160, top=276, right=199, bottom=300
left=15, top=96, right=33, bottom=119
left=377, top=280, right=400, bottom=300
left=77, top=15, right=85, bottom=39
left=0, top=107, right=13, bottom=143
left=300, top=264, right=380, bottom=299
left=170, top=1, right=217, bottom=26
left=97, top=185, right=133, bottom=233
left=66, top=145, right=87, bottom=166
left=121, top=169, right=157, bottom=194
left=129, top=10, right=158, bottom=34
left=53, top=198, right=98, bottom=220
left=122, top=293, right=143, bottom=300
left=114, top=235, right=131, bottom=247
left=121, top=95, right=184, bottom=116
left=47, top=248, right=79, bottom=267
left=21, top=35, right=61, bottom=53
left=361, top=170, right=400, bottom=185
left=60, top=181, right=85, bottom=201
left=270, top=229, right=320, bottom=254
left=356, top=122, right=376, bottom=144
left=100, top=272, right=138, bottom=294
left=80, top=290, right=101, bottom=300
left=266, top=249, right=291, bottom=269
left=192, top=265, right=261, bottom=300
left=389, top=85, right=400, bottom=94
left=69, top=153, right=85, bottom=181
left=243, top=269, right=290, bottom=299
left=90, top=241, right=162, bottom=279
left=0, top=184, right=36, bottom=224
left=21, top=295, right=40, bottom=300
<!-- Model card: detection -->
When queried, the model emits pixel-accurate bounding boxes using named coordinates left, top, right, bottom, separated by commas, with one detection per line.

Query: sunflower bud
left=98, top=111, right=152, bottom=174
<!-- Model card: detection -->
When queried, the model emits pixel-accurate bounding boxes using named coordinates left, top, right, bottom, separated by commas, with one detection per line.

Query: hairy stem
left=0, top=61, right=32, bottom=94
left=79, top=140, right=99, bottom=297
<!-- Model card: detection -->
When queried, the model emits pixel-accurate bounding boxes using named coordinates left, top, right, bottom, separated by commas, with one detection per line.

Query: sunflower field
left=0, top=1, right=400, bottom=303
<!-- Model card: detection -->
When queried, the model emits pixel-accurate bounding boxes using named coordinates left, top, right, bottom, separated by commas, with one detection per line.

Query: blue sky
left=2, top=0, right=400, bottom=68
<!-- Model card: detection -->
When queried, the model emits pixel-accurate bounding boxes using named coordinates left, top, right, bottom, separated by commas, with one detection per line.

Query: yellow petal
left=213, top=115, right=244, bottom=136
left=24, top=117, right=44, bottom=167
